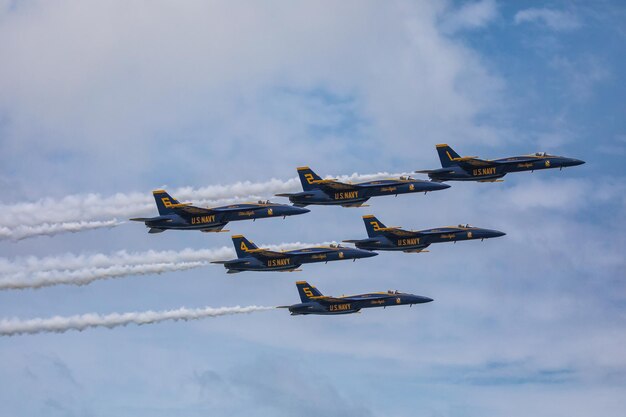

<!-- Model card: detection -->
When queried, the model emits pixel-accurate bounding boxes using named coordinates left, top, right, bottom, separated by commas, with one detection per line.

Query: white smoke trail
left=0, top=220, right=122, bottom=241
left=0, top=305, right=275, bottom=336
left=0, top=242, right=333, bottom=290
left=0, top=172, right=412, bottom=240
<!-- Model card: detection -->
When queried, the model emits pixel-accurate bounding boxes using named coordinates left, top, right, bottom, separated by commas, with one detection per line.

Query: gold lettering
left=334, top=191, right=359, bottom=200
left=330, top=303, right=351, bottom=312
left=267, top=258, right=291, bottom=267
left=472, top=167, right=497, bottom=176
left=397, top=238, right=421, bottom=246
left=191, top=215, right=216, bottom=225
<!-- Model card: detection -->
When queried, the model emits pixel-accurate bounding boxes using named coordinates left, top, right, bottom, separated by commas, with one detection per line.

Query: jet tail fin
left=296, top=166, right=323, bottom=191
left=231, top=235, right=259, bottom=258
left=152, top=190, right=189, bottom=215
left=362, top=215, right=387, bottom=237
left=296, top=281, right=323, bottom=302
left=435, top=144, right=462, bottom=168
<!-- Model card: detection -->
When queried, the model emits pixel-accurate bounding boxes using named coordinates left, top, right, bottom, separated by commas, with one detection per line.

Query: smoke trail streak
left=0, top=242, right=332, bottom=290
left=0, top=305, right=275, bottom=336
left=0, top=172, right=412, bottom=240
left=0, top=220, right=122, bottom=241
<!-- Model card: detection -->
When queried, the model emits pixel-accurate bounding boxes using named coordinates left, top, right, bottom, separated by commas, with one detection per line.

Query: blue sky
left=0, top=1, right=625, bottom=416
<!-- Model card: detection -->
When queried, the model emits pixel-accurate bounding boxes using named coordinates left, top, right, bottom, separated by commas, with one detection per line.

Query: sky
left=0, top=0, right=625, bottom=416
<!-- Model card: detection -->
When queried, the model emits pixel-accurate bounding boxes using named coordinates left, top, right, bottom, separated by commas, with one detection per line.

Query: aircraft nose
left=428, top=181, right=451, bottom=191
left=568, top=158, right=585, bottom=167
left=412, top=295, right=433, bottom=304
left=357, top=249, right=378, bottom=258
left=290, top=206, right=311, bottom=215
left=487, top=229, right=506, bottom=238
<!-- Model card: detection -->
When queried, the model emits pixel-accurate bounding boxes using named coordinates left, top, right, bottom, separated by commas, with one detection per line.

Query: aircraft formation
left=131, top=144, right=584, bottom=316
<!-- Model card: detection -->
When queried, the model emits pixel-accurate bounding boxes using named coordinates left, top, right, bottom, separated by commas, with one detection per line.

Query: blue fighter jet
left=275, top=166, right=450, bottom=207
left=211, top=235, right=377, bottom=273
left=343, top=215, right=505, bottom=253
left=416, top=144, right=585, bottom=182
left=279, top=281, right=433, bottom=315
left=130, top=190, right=309, bottom=233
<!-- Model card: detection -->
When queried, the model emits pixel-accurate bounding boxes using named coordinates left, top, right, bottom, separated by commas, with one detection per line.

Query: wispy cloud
left=439, top=0, right=498, bottom=34
left=514, top=8, right=582, bottom=31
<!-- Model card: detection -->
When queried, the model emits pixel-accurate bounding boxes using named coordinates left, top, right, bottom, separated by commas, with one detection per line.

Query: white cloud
left=0, top=0, right=503, bottom=196
left=439, top=0, right=499, bottom=34
left=514, top=8, right=582, bottom=31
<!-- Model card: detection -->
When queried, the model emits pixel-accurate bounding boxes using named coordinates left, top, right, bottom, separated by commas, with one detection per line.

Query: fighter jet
left=278, top=281, right=433, bottom=315
left=275, top=166, right=450, bottom=207
left=416, top=144, right=585, bottom=182
left=211, top=235, right=377, bottom=273
left=343, top=215, right=505, bottom=253
left=130, top=190, right=309, bottom=233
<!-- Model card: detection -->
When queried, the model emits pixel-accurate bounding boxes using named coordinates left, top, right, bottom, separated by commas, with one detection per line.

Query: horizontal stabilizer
left=148, top=228, right=165, bottom=234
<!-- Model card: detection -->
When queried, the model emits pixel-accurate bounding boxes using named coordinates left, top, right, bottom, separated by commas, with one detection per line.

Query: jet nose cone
left=570, top=158, right=585, bottom=166
left=412, top=295, right=433, bottom=304
left=429, top=181, right=451, bottom=191
left=359, top=250, right=378, bottom=258
left=292, top=207, right=311, bottom=215
left=474, top=228, right=506, bottom=239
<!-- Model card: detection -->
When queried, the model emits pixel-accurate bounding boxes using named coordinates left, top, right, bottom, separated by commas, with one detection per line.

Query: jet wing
left=129, top=215, right=173, bottom=222
left=455, top=157, right=492, bottom=167
left=413, top=229, right=461, bottom=236
left=342, top=238, right=381, bottom=244
left=285, top=247, right=338, bottom=256
left=341, top=294, right=390, bottom=302
left=493, top=156, right=541, bottom=164
left=245, top=249, right=286, bottom=258
left=275, top=192, right=316, bottom=197
left=415, top=168, right=456, bottom=174
left=210, top=259, right=251, bottom=266
left=211, top=205, right=259, bottom=212
left=173, top=205, right=215, bottom=215
left=312, top=180, right=355, bottom=190
left=382, top=228, right=417, bottom=237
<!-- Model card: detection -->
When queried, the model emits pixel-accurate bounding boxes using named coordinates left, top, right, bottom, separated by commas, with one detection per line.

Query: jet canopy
left=328, top=243, right=343, bottom=248
left=257, top=200, right=271, bottom=204
left=399, top=175, right=414, bottom=180
left=387, top=290, right=400, bottom=294
left=534, top=152, right=551, bottom=157
left=458, top=224, right=472, bottom=228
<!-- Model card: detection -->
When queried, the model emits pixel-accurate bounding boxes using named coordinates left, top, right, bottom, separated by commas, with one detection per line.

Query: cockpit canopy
left=534, top=152, right=549, bottom=157
left=399, top=175, right=413, bottom=181
left=387, top=290, right=400, bottom=295
left=458, top=224, right=472, bottom=228
left=329, top=243, right=343, bottom=248
left=257, top=200, right=271, bottom=205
